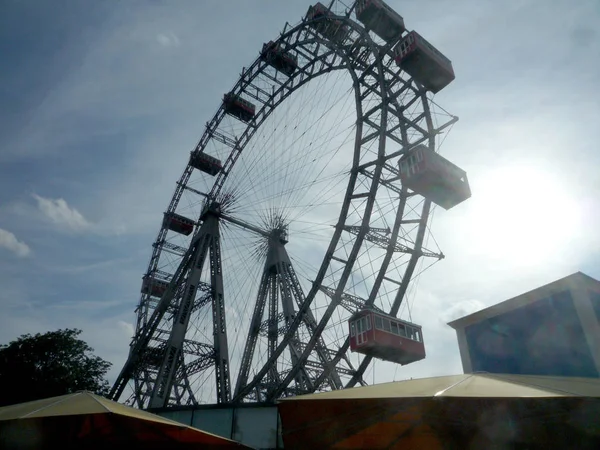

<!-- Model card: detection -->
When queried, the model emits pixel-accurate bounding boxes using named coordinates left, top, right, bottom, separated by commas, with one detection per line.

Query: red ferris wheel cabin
left=398, top=144, right=471, bottom=210
left=349, top=309, right=426, bottom=365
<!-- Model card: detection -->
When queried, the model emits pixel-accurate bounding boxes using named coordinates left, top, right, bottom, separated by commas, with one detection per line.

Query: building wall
left=591, top=291, right=600, bottom=323
left=156, top=404, right=282, bottom=449
left=464, top=289, right=599, bottom=377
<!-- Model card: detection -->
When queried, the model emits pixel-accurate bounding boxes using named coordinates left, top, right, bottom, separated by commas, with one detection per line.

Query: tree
left=0, top=328, right=112, bottom=407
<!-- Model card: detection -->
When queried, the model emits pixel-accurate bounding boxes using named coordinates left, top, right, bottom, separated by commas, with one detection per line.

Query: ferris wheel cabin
left=349, top=309, right=426, bottom=365
left=140, top=276, right=169, bottom=298
left=355, top=0, right=405, bottom=43
left=223, top=93, right=256, bottom=123
left=399, top=144, right=471, bottom=210
left=163, top=212, right=195, bottom=236
left=306, top=2, right=350, bottom=43
left=393, top=31, right=455, bottom=93
left=190, top=150, right=222, bottom=176
left=261, top=41, right=298, bottom=76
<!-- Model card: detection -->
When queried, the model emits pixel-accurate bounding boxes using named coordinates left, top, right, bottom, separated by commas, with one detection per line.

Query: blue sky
left=1, top=0, right=599, bottom=388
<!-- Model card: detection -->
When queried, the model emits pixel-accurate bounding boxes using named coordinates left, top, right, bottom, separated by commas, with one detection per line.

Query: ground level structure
left=448, top=271, right=600, bottom=377
left=153, top=374, right=600, bottom=449
left=154, top=403, right=281, bottom=449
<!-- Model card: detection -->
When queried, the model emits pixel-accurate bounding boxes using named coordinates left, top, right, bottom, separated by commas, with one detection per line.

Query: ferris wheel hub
left=200, top=200, right=222, bottom=220
left=113, top=0, right=466, bottom=407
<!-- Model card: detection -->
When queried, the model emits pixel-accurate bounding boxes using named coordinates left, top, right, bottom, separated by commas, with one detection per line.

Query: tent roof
left=0, top=391, right=255, bottom=448
left=0, top=391, right=185, bottom=425
left=280, top=373, right=600, bottom=401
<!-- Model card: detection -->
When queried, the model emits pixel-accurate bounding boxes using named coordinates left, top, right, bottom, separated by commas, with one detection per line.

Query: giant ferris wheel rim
left=121, top=1, right=453, bottom=407
left=197, top=14, right=394, bottom=402
left=149, top=13, right=387, bottom=397
left=200, top=17, right=383, bottom=202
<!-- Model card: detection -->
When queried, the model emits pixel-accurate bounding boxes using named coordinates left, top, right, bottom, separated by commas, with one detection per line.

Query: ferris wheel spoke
left=112, top=0, right=468, bottom=407
left=236, top=41, right=384, bottom=402
left=219, top=213, right=271, bottom=239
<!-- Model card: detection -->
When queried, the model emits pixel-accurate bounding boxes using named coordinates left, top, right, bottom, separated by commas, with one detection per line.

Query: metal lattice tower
left=111, top=0, right=458, bottom=408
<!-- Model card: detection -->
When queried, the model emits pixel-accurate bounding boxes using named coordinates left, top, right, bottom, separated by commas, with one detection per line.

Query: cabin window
left=350, top=322, right=356, bottom=337
left=383, top=319, right=391, bottom=332
left=375, top=316, right=383, bottom=330
left=366, top=315, right=372, bottom=330
left=414, top=148, right=424, bottom=162
left=416, top=329, right=422, bottom=342
left=400, top=150, right=424, bottom=177
left=399, top=38, right=413, bottom=58
left=408, top=327, right=418, bottom=341
left=390, top=321, right=399, bottom=335
left=360, top=317, right=369, bottom=333
left=397, top=323, right=406, bottom=337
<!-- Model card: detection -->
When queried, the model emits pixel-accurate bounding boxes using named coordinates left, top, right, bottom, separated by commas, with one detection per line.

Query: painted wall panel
left=156, top=406, right=281, bottom=449
left=192, top=408, right=235, bottom=439
left=158, top=409, right=193, bottom=425
left=465, top=290, right=599, bottom=377
left=233, top=407, right=280, bottom=449
left=590, top=291, right=600, bottom=323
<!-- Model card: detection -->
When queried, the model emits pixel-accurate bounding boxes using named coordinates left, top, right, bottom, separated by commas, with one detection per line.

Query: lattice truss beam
left=111, top=1, right=458, bottom=407
left=234, top=230, right=344, bottom=401
left=236, top=17, right=455, bottom=401
left=112, top=207, right=231, bottom=408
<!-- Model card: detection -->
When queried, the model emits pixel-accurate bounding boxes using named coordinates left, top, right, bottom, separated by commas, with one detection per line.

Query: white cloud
left=117, top=320, right=135, bottom=339
left=1, top=0, right=599, bottom=403
left=440, top=299, right=486, bottom=324
left=156, top=31, right=180, bottom=48
left=32, top=194, right=91, bottom=232
left=0, top=228, right=31, bottom=257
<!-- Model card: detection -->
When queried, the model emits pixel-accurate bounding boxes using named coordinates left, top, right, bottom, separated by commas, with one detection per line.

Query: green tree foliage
left=0, top=328, right=112, bottom=407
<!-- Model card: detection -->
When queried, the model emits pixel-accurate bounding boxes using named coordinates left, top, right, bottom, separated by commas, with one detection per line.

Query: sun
left=463, top=163, right=581, bottom=267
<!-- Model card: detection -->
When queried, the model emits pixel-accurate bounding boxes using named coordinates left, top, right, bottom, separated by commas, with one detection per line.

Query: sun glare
left=464, top=164, right=581, bottom=266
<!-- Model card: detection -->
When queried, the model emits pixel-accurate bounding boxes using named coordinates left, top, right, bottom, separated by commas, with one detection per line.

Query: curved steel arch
left=234, top=15, right=393, bottom=403
left=112, top=1, right=456, bottom=407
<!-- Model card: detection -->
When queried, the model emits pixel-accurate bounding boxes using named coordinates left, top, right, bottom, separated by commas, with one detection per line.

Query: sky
left=1, top=0, right=599, bottom=397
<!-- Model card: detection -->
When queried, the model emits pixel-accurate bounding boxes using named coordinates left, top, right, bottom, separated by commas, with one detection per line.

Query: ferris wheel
left=111, top=0, right=470, bottom=409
